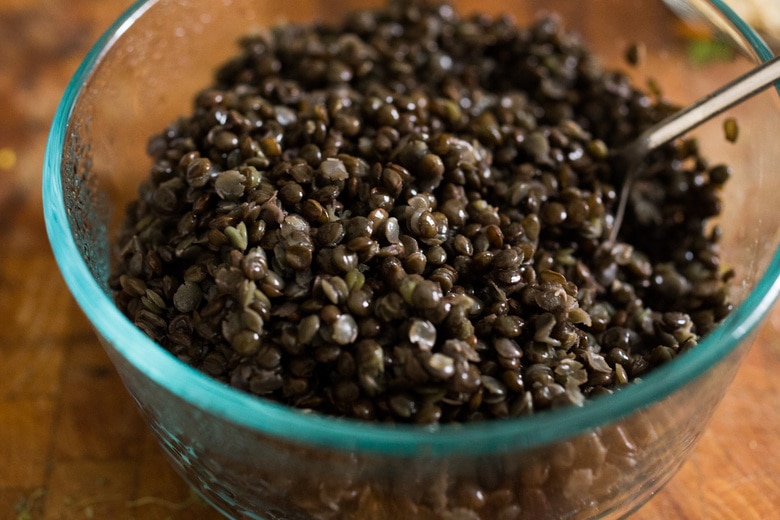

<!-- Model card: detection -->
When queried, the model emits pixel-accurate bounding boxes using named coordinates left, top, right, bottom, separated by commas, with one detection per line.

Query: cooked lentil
left=111, top=0, right=733, bottom=425
left=724, top=116, right=739, bottom=143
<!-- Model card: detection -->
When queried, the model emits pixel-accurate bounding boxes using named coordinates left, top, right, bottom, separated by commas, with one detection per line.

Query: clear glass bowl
left=43, top=1, right=780, bottom=518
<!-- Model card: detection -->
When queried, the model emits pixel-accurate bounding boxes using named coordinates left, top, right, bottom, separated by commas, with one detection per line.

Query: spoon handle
left=611, top=54, right=780, bottom=243
left=631, top=54, right=780, bottom=159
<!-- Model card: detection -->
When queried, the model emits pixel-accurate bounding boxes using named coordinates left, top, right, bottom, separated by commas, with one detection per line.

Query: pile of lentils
left=111, top=0, right=733, bottom=424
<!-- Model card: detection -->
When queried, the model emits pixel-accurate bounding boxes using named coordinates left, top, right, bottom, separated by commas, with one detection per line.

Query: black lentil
left=111, top=0, right=733, bottom=430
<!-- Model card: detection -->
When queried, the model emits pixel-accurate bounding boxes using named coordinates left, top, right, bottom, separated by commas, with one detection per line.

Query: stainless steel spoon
left=611, top=54, right=780, bottom=242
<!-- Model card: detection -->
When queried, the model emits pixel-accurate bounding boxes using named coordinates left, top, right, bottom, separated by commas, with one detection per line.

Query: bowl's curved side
left=44, top=0, right=780, bottom=455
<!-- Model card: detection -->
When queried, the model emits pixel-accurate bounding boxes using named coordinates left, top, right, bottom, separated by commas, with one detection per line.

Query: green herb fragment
left=687, top=38, right=735, bottom=65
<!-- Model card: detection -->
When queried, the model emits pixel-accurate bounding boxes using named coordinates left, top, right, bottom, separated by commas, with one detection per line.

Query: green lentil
left=724, top=117, right=739, bottom=143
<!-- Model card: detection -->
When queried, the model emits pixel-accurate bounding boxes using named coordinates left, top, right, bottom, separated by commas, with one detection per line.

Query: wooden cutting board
left=1, top=1, right=777, bottom=518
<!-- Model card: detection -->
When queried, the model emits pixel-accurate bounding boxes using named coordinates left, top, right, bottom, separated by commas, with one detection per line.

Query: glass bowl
left=43, top=0, right=780, bottom=518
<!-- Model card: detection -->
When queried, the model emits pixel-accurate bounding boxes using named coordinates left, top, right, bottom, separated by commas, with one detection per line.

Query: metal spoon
left=611, top=54, right=780, bottom=242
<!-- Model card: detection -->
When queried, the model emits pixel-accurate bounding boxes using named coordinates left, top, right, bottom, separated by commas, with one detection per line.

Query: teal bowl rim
left=43, top=0, right=779, bottom=456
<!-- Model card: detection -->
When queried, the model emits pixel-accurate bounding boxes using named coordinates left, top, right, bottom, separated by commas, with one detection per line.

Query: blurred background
left=0, top=1, right=778, bottom=518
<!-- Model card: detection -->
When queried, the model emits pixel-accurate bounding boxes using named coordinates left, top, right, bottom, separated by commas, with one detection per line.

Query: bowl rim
left=44, top=0, right=779, bottom=456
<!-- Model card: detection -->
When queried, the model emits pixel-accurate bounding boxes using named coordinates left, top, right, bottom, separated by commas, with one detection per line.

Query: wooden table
left=1, top=1, right=778, bottom=518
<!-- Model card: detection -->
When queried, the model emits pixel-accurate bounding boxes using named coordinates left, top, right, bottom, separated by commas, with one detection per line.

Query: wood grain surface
left=1, top=1, right=778, bottom=519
